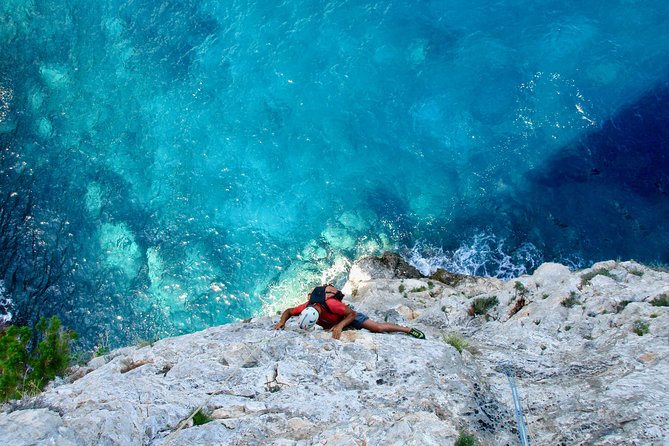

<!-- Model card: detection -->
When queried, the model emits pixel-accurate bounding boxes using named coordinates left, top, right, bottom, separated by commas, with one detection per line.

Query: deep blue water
left=1, top=1, right=668, bottom=346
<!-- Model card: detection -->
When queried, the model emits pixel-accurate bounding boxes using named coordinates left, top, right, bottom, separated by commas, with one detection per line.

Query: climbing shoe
left=408, top=328, right=426, bottom=339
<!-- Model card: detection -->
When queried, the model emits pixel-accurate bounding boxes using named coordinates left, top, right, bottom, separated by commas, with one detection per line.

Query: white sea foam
left=0, top=280, right=13, bottom=324
left=404, top=233, right=543, bottom=279
left=555, top=253, right=588, bottom=272
left=0, top=84, right=12, bottom=123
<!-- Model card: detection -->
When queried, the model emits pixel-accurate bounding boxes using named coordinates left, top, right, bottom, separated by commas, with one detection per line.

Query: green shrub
left=561, top=292, right=581, bottom=308
left=455, top=431, right=477, bottom=446
left=398, top=284, right=405, bottom=293
left=444, top=333, right=468, bottom=354
left=411, top=286, right=428, bottom=293
left=192, top=408, right=212, bottom=426
left=469, top=296, right=498, bottom=316
left=632, top=320, right=650, bottom=336
left=0, top=316, right=77, bottom=402
left=32, top=317, right=78, bottom=385
left=649, top=294, right=669, bottom=307
left=0, top=325, right=32, bottom=401
left=95, top=346, right=110, bottom=357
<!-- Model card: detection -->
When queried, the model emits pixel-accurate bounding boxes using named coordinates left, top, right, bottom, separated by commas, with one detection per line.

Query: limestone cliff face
left=1, top=256, right=668, bottom=445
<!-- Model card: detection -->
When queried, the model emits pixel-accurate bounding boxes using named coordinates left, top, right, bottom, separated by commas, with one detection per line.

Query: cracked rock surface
left=1, top=257, right=668, bottom=445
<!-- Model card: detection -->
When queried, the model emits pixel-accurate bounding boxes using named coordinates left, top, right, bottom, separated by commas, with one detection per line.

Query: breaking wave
left=404, top=233, right=543, bottom=279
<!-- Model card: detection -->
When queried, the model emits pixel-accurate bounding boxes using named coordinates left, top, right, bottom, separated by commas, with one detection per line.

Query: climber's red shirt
left=291, top=298, right=349, bottom=329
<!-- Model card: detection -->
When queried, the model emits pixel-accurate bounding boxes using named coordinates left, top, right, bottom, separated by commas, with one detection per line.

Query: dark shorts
left=347, top=312, right=369, bottom=330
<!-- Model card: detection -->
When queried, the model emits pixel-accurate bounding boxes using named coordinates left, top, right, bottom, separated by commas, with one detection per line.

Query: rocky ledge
left=1, top=256, right=668, bottom=445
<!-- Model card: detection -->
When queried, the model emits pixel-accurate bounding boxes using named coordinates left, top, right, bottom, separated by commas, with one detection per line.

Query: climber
left=273, top=284, right=426, bottom=340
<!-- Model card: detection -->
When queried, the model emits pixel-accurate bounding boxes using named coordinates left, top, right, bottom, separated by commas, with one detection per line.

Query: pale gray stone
left=0, top=408, right=79, bottom=445
left=1, top=257, right=667, bottom=445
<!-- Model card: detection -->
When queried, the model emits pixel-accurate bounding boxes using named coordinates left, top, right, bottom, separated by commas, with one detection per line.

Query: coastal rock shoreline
left=1, top=255, right=668, bottom=445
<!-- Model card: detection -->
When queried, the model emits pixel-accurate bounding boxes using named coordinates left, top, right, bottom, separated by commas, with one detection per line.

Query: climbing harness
left=500, top=362, right=531, bottom=446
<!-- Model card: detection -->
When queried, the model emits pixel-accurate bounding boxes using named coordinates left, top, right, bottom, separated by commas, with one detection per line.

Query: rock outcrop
left=1, top=257, right=668, bottom=445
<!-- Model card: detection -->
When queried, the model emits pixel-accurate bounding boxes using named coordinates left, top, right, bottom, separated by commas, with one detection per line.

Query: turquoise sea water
left=1, top=1, right=668, bottom=346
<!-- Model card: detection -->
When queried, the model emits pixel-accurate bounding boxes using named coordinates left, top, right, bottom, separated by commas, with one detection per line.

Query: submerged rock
left=1, top=258, right=668, bottom=445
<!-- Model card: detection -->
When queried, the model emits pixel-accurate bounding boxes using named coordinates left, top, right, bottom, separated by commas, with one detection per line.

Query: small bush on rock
left=650, top=294, right=669, bottom=307
left=469, top=296, right=498, bottom=316
left=192, top=408, right=212, bottom=426
left=444, top=333, right=468, bottom=354
left=633, top=320, right=650, bottom=336
left=455, top=430, right=477, bottom=446
left=561, top=292, right=581, bottom=308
